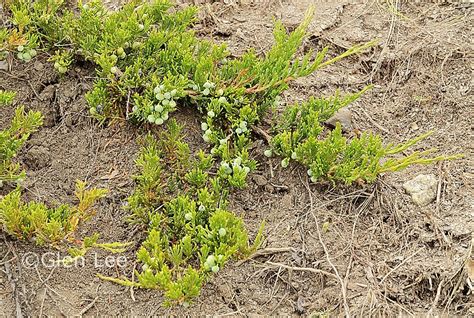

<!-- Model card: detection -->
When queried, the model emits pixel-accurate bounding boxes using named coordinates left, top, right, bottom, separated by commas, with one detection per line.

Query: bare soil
left=1, top=1, right=472, bottom=316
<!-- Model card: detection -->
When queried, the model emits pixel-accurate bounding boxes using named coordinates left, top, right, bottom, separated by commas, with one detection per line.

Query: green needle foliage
left=0, top=90, right=17, bottom=105
left=2, top=0, right=371, bottom=184
left=101, top=120, right=263, bottom=305
left=0, top=106, right=43, bottom=186
left=0, top=180, right=108, bottom=246
left=65, top=232, right=132, bottom=264
left=125, top=119, right=257, bottom=224
left=269, top=90, right=462, bottom=184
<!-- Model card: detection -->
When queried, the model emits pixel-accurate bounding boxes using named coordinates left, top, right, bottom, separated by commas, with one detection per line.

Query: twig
left=269, top=292, right=290, bottom=315
left=36, top=266, right=56, bottom=288
left=130, top=264, right=136, bottom=301
left=436, top=162, right=443, bottom=214
left=125, top=90, right=131, bottom=120
left=78, top=296, right=99, bottom=317
left=38, top=288, right=47, bottom=318
left=265, top=261, right=337, bottom=279
left=0, top=256, right=16, bottom=266
left=251, top=125, right=272, bottom=144
left=356, top=108, right=389, bottom=134
left=303, top=179, right=351, bottom=318
left=272, top=266, right=282, bottom=297
left=3, top=260, right=23, bottom=318
left=428, top=279, right=445, bottom=314
left=380, top=248, right=423, bottom=284
left=215, top=311, right=241, bottom=318
left=269, top=159, right=274, bottom=179
left=384, top=294, right=414, bottom=317
left=28, top=81, right=41, bottom=100
left=45, top=289, right=69, bottom=316
left=270, top=183, right=289, bottom=191
left=369, top=0, right=399, bottom=82
left=433, top=162, right=451, bottom=245
left=3, top=236, right=24, bottom=318
left=237, top=247, right=297, bottom=265
left=443, top=236, right=473, bottom=313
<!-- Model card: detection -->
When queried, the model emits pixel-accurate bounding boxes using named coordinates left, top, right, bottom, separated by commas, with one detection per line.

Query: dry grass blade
left=265, top=261, right=337, bottom=279
left=303, top=179, right=351, bottom=318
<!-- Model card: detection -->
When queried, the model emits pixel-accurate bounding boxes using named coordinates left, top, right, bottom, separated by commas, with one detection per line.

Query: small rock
left=213, top=24, right=233, bottom=37
left=71, top=99, right=86, bottom=113
left=325, top=108, right=353, bottom=132
left=235, top=28, right=245, bottom=39
left=264, top=184, right=274, bottom=193
left=441, top=222, right=472, bottom=237
left=280, top=193, right=293, bottom=211
left=466, top=259, right=474, bottom=282
left=239, top=0, right=252, bottom=5
left=234, top=16, right=247, bottom=23
left=403, top=174, right=438, bottom=206
left=33, top=61, right=44, bottom=71
left=0, top=60, right=8, bottom=71
left=296, top=295, right=306, bottom=314
left=253, top=174, right=268, bottom=186
left=64, top=114, right=74, bottom=127
left=24, top=146, right=51, bottom=170
left=62, top=86, right=79, bottom=100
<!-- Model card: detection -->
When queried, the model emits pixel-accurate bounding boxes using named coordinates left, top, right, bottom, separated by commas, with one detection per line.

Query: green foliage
left=270, top=91, right=462, bottom=184
left=0, top=181, right=108, bottom=246
left=102, top=123, right=263, bottom=305
left=74, top=180, right=108, bottom=218
left=0, top=90, right=16, bottom=105
left=49, top=50, right=73, bottom=74
left=0, top=106, right=43, bottom=186
left=66, top=233, right=132, bottom=262
left=0, top=0, right=47, bottom=62
left=2, top=0, right=369, bottom=176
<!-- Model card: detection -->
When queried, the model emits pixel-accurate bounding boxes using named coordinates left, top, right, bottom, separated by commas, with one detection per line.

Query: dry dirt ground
left=1, top=0, right=473, bottom=316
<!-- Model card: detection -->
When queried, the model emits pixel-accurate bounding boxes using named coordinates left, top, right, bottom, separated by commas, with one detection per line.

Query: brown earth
left=0, top=0, right=473, bottom=316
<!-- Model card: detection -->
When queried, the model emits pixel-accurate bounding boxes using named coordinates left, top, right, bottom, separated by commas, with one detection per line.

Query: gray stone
left=24, top=146, right=51, bottom=170
left=403, top=174, right=438, bottom=206
left=253, top=174, right=268, bottom=186
left=325, top=107, right=353, bottom=132
left=33, top=61, right=44, bottom=71
left=0, top=60, right=8, bottom=71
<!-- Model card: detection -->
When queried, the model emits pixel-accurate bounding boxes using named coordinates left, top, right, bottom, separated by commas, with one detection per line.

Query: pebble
left=467, top=259, right=474, bottom=281
left=264, top=184, right=274, bottom=193
left=33, top=61, right=44, bottom=71
left=403, top=174, right=438, bottom=206
left=325, top=107, right=353, bottom=132
left=234, top=16, right=247, bottom=23
left=253, top=174, right=268, bottom=186
left=24, top=146, right=51, bottom=170
left=0, top=60, right=8, bottom=71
